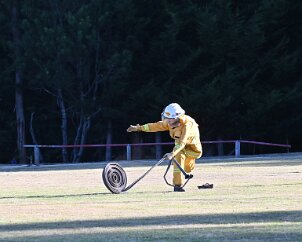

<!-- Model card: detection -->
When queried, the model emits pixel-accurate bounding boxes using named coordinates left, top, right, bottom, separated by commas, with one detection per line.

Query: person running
left=127, top=103, right=202, bottom=192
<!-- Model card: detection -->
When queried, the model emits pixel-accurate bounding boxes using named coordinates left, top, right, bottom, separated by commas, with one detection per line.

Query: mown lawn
left=0, top=154, right=301, bottom=241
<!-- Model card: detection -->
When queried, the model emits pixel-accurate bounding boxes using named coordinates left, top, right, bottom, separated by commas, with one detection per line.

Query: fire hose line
left=102, top=158, right=193, bottom=194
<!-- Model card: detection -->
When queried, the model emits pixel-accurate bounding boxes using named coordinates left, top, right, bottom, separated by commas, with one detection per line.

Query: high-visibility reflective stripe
left=143, top=124, right=150, bottom=131
left=173, top=169, right=181, bottom=173
left=174, top=143, right=181, bottom=150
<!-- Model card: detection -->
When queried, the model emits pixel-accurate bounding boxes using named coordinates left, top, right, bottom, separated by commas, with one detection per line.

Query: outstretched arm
left=127, top=121, right=169, bottom=132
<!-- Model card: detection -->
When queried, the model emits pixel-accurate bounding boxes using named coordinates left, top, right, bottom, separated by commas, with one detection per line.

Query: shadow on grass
left=1, top=211, right=301, bottom=241
left=0, top=190, right=172, bottom=200
left=1, top=231, right=302, bottom=242
left=0, top=192, right=111, bottom=200
left=0, top=210, right=301, bottom=232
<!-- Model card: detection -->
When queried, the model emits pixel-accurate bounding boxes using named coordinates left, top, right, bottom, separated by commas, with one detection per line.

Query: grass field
left=0, top=154, right=301, bottom=241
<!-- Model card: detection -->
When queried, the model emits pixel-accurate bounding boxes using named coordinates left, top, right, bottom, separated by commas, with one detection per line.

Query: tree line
left=1, top=0, right=301, bottom=163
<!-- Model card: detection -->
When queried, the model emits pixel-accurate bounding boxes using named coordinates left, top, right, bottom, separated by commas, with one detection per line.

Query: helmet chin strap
left=168, top=119, right=180, bottom=127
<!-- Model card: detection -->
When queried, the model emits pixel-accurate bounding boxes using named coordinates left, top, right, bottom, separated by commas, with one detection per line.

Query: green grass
left=0, top=154, right=301, bottom=241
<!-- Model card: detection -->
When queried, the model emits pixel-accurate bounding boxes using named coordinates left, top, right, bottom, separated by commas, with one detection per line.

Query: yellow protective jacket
left=137, top=115, right=202, bottom=158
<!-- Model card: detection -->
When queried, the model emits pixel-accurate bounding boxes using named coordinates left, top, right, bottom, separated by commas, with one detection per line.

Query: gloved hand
left=163, top=152, right=174, bottom=160
left=127, top=125, right=139, bottom=132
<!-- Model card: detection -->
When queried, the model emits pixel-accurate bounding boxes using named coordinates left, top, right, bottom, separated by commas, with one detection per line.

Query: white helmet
left=162, top=103, right=185, bottom=119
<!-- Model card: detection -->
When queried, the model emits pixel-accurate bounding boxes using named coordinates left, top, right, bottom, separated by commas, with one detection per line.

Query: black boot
left=174, top=185, right=185, bottom=192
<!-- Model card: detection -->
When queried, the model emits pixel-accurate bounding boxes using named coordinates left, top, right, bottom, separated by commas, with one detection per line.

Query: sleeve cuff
left=140, top=124, right=150, bottom=132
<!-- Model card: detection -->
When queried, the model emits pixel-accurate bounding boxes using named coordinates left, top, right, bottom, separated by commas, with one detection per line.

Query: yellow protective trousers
left=137, top=114, right=202, bottom=186
left=173, top=148, right=202, bottom=186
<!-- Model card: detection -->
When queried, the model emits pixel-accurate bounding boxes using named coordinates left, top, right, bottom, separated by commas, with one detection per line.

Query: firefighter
left=127, top=103, right=202, bottom=192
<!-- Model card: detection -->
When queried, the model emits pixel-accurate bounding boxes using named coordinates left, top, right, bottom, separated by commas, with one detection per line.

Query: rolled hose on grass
left=102, top=158, right=193, bottom=194
left=102, top=163, right=127, bottom=194
left=102, top=158, right=166, bottom=194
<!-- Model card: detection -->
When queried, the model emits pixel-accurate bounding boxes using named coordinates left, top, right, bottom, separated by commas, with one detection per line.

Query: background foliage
left=1, top=0, right=301, bottom=163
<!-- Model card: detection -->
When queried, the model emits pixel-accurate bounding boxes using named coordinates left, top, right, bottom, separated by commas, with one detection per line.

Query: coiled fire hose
left=102, top=158, right=193, bottom=194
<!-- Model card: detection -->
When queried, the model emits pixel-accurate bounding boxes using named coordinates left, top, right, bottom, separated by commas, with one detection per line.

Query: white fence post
left=235, top=140, right=241, bottom=158
left=126, top=144, right=131, bottom=161
left=34, top=146, right=40, bottom=165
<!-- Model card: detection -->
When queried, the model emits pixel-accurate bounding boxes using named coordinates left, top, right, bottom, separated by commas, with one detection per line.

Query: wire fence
left=24, top=140, right=291, bottom=165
